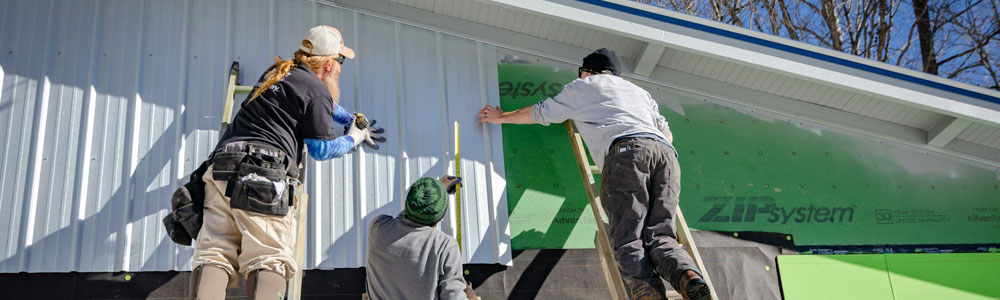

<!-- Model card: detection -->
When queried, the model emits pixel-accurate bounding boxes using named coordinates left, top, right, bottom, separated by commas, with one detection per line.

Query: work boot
left=623, top=276, right=668, bottom=300
left=677, top=270, right=711, bottom=300
left=190, top=265, right=229, bottom=300
left=246, top=270, right=287, bottom=300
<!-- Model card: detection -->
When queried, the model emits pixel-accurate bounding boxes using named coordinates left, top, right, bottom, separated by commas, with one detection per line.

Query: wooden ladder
left=222, top=62, right=310, bottom=300
left=565, top=121, right=717, bottom=300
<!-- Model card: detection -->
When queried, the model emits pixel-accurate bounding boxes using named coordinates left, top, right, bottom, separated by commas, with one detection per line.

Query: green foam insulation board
left=498, top=62, right=1000, bottom=250
left=778, top=253, right=1000, bottom=300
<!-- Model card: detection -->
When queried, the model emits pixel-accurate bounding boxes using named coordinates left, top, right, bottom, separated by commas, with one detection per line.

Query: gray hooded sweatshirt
left=366, top=214, right=468, bottom=300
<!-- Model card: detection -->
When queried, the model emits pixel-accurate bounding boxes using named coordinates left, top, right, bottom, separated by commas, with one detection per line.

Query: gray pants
left=600, top=137, right=698, bottom=288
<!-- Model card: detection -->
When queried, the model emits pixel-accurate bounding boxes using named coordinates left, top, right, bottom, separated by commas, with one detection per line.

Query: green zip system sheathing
left=499, top=63, right=1000, bottom=250
left=778, top=253, right=1000, bottom=300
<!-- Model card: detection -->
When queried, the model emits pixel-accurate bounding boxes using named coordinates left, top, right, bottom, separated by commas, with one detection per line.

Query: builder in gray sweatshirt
left=477, top=48, right=711, bottom=300
left=366, top=176, right=477, bottom=300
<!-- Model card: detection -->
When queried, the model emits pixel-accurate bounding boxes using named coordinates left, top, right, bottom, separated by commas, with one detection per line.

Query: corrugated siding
left=0, top=0, right=511, bottom=273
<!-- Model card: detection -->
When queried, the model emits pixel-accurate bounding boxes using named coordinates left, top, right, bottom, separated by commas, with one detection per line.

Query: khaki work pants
left=191, top=165, right=298, bottom=287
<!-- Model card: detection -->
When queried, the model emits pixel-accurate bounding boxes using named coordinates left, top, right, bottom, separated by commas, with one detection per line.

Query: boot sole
left=686, top=281, right=711, bottom=300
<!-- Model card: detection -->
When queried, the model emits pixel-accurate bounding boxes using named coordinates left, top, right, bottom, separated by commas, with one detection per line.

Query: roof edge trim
left=571, top=0, right=1000, bottom=107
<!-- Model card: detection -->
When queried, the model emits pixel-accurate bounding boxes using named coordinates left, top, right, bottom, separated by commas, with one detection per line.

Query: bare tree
left=821, top=0, right=846, bottom=51
left=631, top=0, right=1000, bottom=90
left=913, top=0, right=939, bottom=73
left=776, top=0, right=801, bottom=40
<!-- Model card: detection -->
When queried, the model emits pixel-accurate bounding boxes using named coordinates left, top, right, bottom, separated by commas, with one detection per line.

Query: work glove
left=344, top=112, right=387, bottom=150
left=439, top=175, right=462, bottom=195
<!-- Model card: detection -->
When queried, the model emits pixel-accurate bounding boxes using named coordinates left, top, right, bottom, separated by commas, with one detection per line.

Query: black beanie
left=582, top=48, right=622, bottom=76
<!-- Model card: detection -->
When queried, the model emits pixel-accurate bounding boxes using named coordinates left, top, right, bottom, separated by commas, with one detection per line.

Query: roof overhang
left=329, top=0, right=1000, bottom=167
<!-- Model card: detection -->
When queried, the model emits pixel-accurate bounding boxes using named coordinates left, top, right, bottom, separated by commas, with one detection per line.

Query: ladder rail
left=566, top=122, right=628, bottom=300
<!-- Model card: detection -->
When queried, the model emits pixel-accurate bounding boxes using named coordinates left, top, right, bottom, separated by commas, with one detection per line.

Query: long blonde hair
left=249, top=48, right=339, bottom=102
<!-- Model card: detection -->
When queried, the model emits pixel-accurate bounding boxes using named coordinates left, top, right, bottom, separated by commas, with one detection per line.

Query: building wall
left=0, top=0, right=511, bottom=273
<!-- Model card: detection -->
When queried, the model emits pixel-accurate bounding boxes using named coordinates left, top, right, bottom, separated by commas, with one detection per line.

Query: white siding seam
left=169, top=0, right=193, bottom=270
left=475, top=42, right=498, bottom=264
left=22, top=0, right=58, bottom=271
left=393, top=22, right=408, bottom=214
left=309, top=0, right=321, bottom=269
left=351, top=11, right=366, bottom=267
left=121, top=0, right=148, bottom=272
left=434, top=32, right=457, bottom=243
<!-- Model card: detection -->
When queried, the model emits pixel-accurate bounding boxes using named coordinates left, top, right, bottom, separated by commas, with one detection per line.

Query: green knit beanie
left=405, top=177, right=448, bottom=226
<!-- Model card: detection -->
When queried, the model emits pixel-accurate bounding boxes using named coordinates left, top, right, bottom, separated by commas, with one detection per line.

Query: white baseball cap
left=300, top=25, right=356, bottom=59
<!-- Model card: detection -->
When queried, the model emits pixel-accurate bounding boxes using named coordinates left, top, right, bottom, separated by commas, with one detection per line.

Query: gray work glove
left=344, top=113, right=387, bottom=150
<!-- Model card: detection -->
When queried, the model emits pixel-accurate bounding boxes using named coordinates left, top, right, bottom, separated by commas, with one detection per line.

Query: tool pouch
left=230, top=172, right=291, bottom=216
left=211, top=151, right=247, bottom=197
left=207, top=142, right=294, bottom=216
left=162, top=159, right=210, bottom=246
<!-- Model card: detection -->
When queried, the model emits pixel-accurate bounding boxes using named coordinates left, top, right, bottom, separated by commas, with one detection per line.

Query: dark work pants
left=600, top=137, right=698, bottom=289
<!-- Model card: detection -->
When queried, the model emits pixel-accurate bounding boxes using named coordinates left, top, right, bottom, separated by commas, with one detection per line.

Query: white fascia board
left=483, top=0, right=1000, bottom=126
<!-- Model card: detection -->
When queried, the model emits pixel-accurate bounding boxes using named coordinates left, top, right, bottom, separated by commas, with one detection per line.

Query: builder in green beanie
left=365, top=176, right=477, bottom=300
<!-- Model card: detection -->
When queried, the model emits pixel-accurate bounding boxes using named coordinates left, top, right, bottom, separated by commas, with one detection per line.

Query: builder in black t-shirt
left=189, top=25, right=384, bottom=300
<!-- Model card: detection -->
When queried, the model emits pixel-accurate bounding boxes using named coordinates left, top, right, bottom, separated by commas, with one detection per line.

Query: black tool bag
left=212, top=142, right=295, bottom=216
left=162, top=159, right=211, bottom=246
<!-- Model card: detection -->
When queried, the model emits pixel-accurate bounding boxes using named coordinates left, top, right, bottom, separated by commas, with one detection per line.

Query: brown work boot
left=246, top=270, right=287, bottom=300
left=190, top=265, right=229, bottom=300
left=624, top=276, right=668, bottom=300
left=677, top=270, right=711, bottom=300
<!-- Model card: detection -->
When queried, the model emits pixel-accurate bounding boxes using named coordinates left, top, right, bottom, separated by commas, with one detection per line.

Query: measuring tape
left=454, top=121, right=463, bottom=251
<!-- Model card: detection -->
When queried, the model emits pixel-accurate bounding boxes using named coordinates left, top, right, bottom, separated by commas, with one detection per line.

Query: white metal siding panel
left=0, top=0, right=47, bottom=272
left=356, top=13, right=403, bottom=267
left=127, top=0, right=191, bottom=272
left=0, top=0, right=511, bottom=273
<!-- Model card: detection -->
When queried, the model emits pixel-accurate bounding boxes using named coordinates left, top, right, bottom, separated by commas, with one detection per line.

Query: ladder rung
left=234, top=85, right=253, bottom=94
left=588, top=165, right=600, bottom=174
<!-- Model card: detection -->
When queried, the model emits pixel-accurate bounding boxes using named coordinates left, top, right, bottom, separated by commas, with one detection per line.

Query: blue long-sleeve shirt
left=305, top=105, right=355, bottom=160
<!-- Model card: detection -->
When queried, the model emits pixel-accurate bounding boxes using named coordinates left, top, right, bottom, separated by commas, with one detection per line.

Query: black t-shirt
left=215, top=64, right=339, bottom=167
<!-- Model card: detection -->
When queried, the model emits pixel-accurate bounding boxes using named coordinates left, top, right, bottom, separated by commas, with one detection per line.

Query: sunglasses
left=578, top=67, right=598, bottom=78
left=334, top=55, right=346, bottom=64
